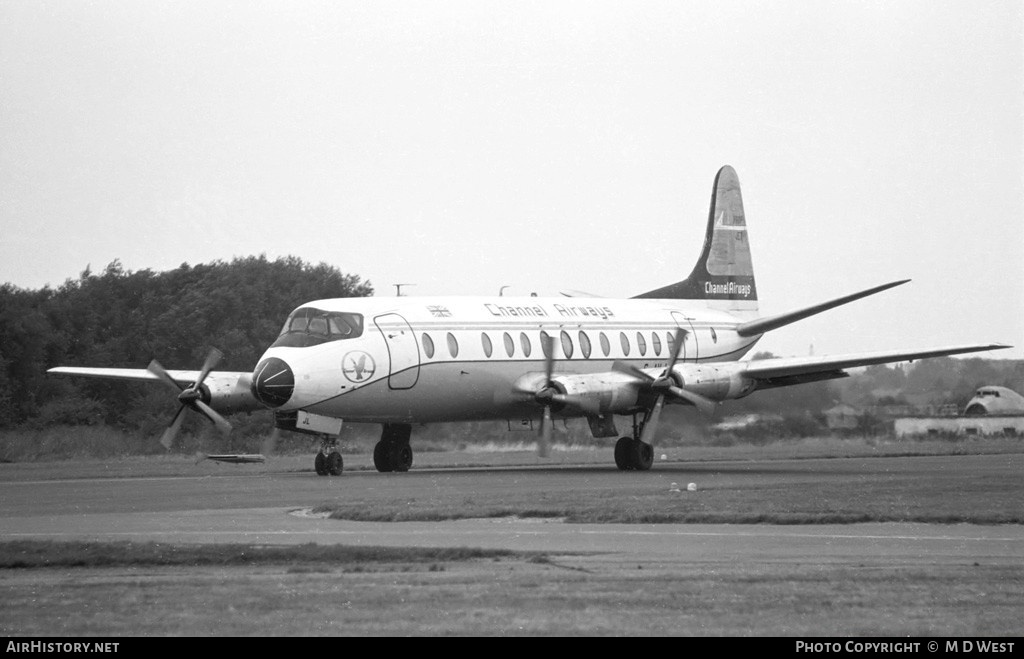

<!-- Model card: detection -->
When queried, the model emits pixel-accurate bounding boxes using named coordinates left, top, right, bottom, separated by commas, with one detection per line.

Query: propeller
left=260, top=425, right=283, bottom=457
left=612, top=328, right=717, bottom=445
left=148, top=348, right=232, bottom=450
left=504, top=333, right=599, bottom=457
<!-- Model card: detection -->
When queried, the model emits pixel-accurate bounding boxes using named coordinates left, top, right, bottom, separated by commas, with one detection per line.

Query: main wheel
left=631, top=439, right=654, bottom=471
left=614, top=436, right=633, bottom=471
left=326, top=451, right=343, bottom=476
left=373, top=441, right=393, bottom=472
left=314, top=452, right=329, bottom=476
left=391, top=443, right=413, bottom=472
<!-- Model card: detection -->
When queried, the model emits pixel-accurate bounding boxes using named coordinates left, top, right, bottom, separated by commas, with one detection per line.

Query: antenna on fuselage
left=499, top=286, right=510, bottom=297
left=393, top=283, right=415, bottom=296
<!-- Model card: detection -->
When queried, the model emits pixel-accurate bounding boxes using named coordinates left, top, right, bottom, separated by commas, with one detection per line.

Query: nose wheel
left=314, top=435, right=343, bottom=476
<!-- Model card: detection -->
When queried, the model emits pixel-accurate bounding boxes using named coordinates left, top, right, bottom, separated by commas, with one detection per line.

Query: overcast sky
left=2, top=1, right=1021, bottom=360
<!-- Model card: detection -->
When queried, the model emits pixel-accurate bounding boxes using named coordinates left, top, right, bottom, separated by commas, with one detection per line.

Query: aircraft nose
left=251, top=357, right=294, bottom=408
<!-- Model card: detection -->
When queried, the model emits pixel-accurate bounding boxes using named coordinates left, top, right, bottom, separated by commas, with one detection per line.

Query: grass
left=0, top=436, right=1021, bottom=636
left=0, top=540, right=523, bottom=569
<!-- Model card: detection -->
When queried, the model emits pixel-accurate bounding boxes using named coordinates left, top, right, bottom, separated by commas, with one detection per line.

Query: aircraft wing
left=47, top=367, right=250, bottom=386
left=740, top=344, right=1010, bottom=388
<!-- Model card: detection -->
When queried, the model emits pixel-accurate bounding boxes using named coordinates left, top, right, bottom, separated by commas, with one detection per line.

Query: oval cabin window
left=421, top=333, right=435, bottom=359
left=446, top=332, right=459, bottom=358
left=579, top=331, right=592, bottom=359
left=520, top=332, right=532, bottom=358
left=481, top=332, right=493, bottom=358
left=560, top=330, right=574, bottom=359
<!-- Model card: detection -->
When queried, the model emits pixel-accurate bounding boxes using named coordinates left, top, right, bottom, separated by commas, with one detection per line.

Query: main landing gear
left=314, top=435, right=343, bottom=476
left=613, top=413, right=655, bottom=471
left=373, top=422, right=413, bottom=473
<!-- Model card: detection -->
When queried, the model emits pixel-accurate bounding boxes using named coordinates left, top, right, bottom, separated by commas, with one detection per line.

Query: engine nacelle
left=671, top=363, right=757, bottom=402
left=552, top=372, right=641, bottom=415
left=192, top=372, right=263, bottom=415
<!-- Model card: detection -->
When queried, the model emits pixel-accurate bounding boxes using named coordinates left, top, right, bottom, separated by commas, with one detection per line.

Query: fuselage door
left=670, top=312, right=698, bottom=362
left=373, top=313, right=420, bottom=389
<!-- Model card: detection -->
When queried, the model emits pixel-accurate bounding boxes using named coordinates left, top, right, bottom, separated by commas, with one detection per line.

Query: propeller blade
left=195, top=347, right=223, bottom=387
left=639, top=394, right=666, bottom=446
left=611, top=360, right=654, bottom=383
left=540, top=334, right=555, bottom=385
left=665, top=327, right=686, bottom=373
left=538, top=404, right=552, bottom=457
left=666, top=385, right=718, bottom=417
left=148, top=360, right=183, bottom=393
left=160, top=404, right=188, bottom=450
left=261, top=426, right=282, bottom=456
left=193, top=399, right=233, bottom=435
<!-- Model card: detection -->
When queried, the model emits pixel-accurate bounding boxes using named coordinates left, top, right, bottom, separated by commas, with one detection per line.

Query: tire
left=392, top=444, right=413, bottom=472
left=314, top=452, right=328, bottom=476
left=373, top=441, right=393, bottom=472
left=632, top=440, right=654, bottom=471
left=614, top=437, right=633, bottom=471
left=326, top=451, right=343, bottom=476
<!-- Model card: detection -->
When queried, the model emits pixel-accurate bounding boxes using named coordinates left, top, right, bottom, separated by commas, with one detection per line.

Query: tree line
left=0, top=256, right=372, bottom=430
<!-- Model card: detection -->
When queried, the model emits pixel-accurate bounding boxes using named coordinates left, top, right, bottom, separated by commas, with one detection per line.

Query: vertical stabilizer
left=634, top=165, right=758, bottom=317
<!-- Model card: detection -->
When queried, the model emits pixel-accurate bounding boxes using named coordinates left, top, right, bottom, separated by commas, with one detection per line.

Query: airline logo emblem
left=342, top=351, right=376, bottom=383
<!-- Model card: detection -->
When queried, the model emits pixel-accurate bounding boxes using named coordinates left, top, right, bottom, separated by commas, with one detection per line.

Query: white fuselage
left=256, top=296, right=760, bottom=424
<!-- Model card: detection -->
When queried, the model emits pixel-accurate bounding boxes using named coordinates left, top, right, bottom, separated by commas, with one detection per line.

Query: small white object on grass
left=660, top=453, right=667, bottom=461
left=687, top=482, right=697, bottom=492
left=669, top=482, right=681, bottom=493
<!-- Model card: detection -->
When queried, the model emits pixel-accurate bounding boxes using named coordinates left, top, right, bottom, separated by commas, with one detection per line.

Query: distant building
left=894, top=385, right=1024, bottom=438
left=963, top=386, right=1024, bottom=416
left=824, top=404, right=859, bottom=431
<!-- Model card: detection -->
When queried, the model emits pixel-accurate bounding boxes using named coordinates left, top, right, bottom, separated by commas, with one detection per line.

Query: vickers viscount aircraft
left=48, top=166, right=1010, bottom=475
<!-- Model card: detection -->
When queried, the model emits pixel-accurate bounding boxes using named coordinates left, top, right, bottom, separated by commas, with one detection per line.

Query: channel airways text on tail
left=48, top=165, right=1011, bottom=474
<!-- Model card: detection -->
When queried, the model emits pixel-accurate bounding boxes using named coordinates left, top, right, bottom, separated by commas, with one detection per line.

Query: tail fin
left=634, top=165, right=758, bottom=317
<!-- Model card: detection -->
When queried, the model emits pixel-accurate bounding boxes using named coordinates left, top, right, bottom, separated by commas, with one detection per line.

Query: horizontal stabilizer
left=742, top=343, right=1011, bottom=381
left=736, top=279, right=910, bottom=337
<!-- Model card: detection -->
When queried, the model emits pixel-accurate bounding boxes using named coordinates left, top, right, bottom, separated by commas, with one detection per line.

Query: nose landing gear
left=314, top=435, right=344, bottom=476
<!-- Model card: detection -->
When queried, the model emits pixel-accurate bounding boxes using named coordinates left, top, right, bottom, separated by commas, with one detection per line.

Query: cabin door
left=670, top=312, right=698, bottom=362
left=374, top=313, right=421, bottom=389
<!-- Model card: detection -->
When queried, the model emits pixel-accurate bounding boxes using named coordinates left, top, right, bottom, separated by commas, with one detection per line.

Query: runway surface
left=2, top=454, right=1022, bottom=567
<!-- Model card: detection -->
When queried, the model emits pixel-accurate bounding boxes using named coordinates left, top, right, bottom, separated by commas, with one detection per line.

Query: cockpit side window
left=272, top=308, right=364, bottom=348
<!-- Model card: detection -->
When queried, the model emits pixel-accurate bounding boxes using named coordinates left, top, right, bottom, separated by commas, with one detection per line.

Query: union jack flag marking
left=427, top=305, right=451, bottom=318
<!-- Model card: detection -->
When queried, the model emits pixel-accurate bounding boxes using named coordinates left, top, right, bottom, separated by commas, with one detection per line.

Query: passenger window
left=540, top=331, right=552, bottom=358
left=666, top=331, right=675, bottom=356
left=710, top=327, right=718, bottom=343
left=447, top=332, right=459, bottom=358
left=651, top=332, right=662, bottom=356
left=636, top=332, right=647, bottom=356
left=579, top=331, right=592, bottom=359
left=560, top=330, right=574, bottom=359
left=619, top=332, right=630, bottom=356
left=481, top=333, right=493, bottom=358
left=520, top=332, right=532, bottom=358
left=503, top=332, right=515, bottom=357
left=421, top=333, right=435, bottom=359
left=600, top=332, right=611, bottom=357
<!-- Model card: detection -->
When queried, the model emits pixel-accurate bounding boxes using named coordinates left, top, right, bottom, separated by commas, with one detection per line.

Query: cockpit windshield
left=271, top=307, right=364, bottom=348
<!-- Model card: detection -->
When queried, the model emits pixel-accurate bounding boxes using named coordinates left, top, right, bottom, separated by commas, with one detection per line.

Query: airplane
left=47, top=166, right=1010, bottom=475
